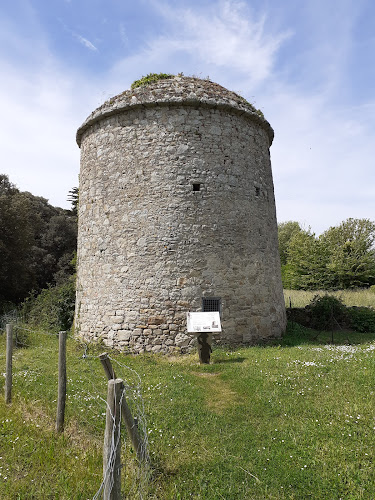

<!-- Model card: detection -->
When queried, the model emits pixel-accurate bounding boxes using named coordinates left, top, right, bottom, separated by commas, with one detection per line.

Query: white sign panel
left=186, top=312, right=222, bottom=333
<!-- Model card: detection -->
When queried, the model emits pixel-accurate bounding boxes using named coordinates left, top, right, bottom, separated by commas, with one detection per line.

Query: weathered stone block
left=117, top=330, right=131, bottom=341
left=148, top=316, right=166, bottom=325
left=175, top=333, right=191, bottom=347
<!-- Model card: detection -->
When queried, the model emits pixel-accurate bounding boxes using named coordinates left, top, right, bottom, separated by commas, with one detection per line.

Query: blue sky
left=1, top=0, right=374, bottom=234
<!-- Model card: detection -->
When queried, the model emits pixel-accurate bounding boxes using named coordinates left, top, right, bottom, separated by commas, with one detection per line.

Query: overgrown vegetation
left=287, top=292, right=375, bottom=337
left=131, top=73, right=174, bottom=89
left=2, top=322, right=375, bottom=498
left=0, top=175, right=77, bottom=310
left=347, top=306, right=375, bottom=333
left=279, top=218, right=375, bottom=290
left=21, top=277, right=76, bottom=332
left=308, top=294, right=348, bottom=331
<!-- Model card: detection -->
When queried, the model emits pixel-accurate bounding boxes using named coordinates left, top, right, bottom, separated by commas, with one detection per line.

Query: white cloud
left=74, top=33, right=98, bottom=52
left=83, top=0, right=375, bottom=235
left=110, top=0, right=290, bottom=90
left=1, top=0, right=373, bottom=233
left=0, top=68, right=78, bottom=207
left=253, top=1, right=375, bottom=234
left=57, top=18, right=98, bottom=52
left=0, top=52, right=100, bottom=209
left=267, top=88, right=375, bottom=234
left=119, top=23, right=129, bottom=48
left=154, top=1, right=288, bottom=84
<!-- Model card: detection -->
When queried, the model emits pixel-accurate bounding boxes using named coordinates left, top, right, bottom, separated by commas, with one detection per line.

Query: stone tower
left=75, top=76, right=286, bottom=353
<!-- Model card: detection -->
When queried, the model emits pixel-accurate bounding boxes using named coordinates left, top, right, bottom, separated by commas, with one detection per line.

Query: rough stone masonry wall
left=76, top=77, right=286, bottom=353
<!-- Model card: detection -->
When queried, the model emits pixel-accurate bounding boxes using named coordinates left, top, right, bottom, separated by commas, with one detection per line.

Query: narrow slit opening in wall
left=193, top=183, right=201, bottom=192
left=202, top=297, right=221, bottom=314
left=255, top=186, right=260, bottom=196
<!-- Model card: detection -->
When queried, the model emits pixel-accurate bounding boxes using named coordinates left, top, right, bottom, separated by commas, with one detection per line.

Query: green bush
left=308, top=294, right=348, bottom=330
left=22, top=278, right=75, bottom=332
left=370, top=285, right=375, bottom=293
left=305, top=294, right=375, bottom=334
left=347, top=306, right=375, bottom=333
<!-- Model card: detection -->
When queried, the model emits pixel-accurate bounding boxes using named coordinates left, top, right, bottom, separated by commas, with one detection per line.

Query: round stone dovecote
left=75, top=76, right=286, bottom=353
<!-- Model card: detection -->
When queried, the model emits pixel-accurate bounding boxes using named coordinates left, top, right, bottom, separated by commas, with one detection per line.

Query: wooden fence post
left=5, top=324, right=13, bottom=404
left=103, top=378, right=123, bottom=500
left=99, top=353, right=148, bottom=462
left=56, top=331, right=67, bottom=433
left=99, top=352, right=117, bottom=380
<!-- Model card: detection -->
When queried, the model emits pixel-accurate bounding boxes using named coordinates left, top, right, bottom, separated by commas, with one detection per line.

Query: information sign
left=186, top=311, right=221, bottom=333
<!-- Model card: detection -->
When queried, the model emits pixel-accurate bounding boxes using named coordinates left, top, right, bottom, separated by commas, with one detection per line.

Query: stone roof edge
left=76, top=98, right=274, bottom=147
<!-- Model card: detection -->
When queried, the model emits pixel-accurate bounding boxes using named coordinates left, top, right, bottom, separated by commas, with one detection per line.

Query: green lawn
left=1, top=324, right=375, bottom=499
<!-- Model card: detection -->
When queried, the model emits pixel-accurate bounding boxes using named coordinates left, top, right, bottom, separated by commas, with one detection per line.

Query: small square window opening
left=193, top=183, right=201, bottom=192
left=202, top=297, right=221, bottom=313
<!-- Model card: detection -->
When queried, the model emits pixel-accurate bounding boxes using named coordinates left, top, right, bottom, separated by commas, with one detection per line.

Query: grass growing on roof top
left=1, top=323, right=375, bottom=498
left=131, top=73, right=174, bottom=89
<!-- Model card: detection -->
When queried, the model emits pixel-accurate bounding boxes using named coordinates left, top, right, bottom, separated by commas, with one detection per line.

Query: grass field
left=1, top=320, right=375, bottom=499
left=284, top=288, right=375, bottom=309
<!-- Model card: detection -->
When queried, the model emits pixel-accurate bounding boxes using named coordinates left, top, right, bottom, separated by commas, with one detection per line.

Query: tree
left=0, top=174, right=78, bottom=308
left=279, top=217, right=375, bottom=290
left=39, top=214, right=77, bottom=285
left=320, top=218, right=375, bottom=288
left=0, top=188, right=35, bottom=303
left=67, top=187, right=79, bottom=216
left=278, top=221, right=303, bottom=266
left=282, top=228, right=333, bottom=290
left=0, top=174, right=17, bottom=195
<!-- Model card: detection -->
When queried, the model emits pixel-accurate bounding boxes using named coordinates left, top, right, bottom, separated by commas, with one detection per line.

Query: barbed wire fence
left=0, top=313, right=151, bottom=499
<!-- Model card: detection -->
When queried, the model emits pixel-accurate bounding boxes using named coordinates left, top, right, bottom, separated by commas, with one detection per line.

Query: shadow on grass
left=280, top=321, right=375, bottom=348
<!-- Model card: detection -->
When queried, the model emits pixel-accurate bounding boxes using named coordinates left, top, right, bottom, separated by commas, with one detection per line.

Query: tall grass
left=1, top=324, right=375, bottom=498
left=284, top=288, right=375, bottom=309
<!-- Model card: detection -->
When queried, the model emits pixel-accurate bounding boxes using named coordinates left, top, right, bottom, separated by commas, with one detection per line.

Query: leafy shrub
left=370, top=285, right=375, bottom=293
left=347, top=306, right=375, bottom=333
left=308, top=294, right=348, bottom=331
left=131, top=73, right=174, bottom=89
left=282, top=321, right=314, bottom=346
left=22, top=278, right=75, bottom=332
